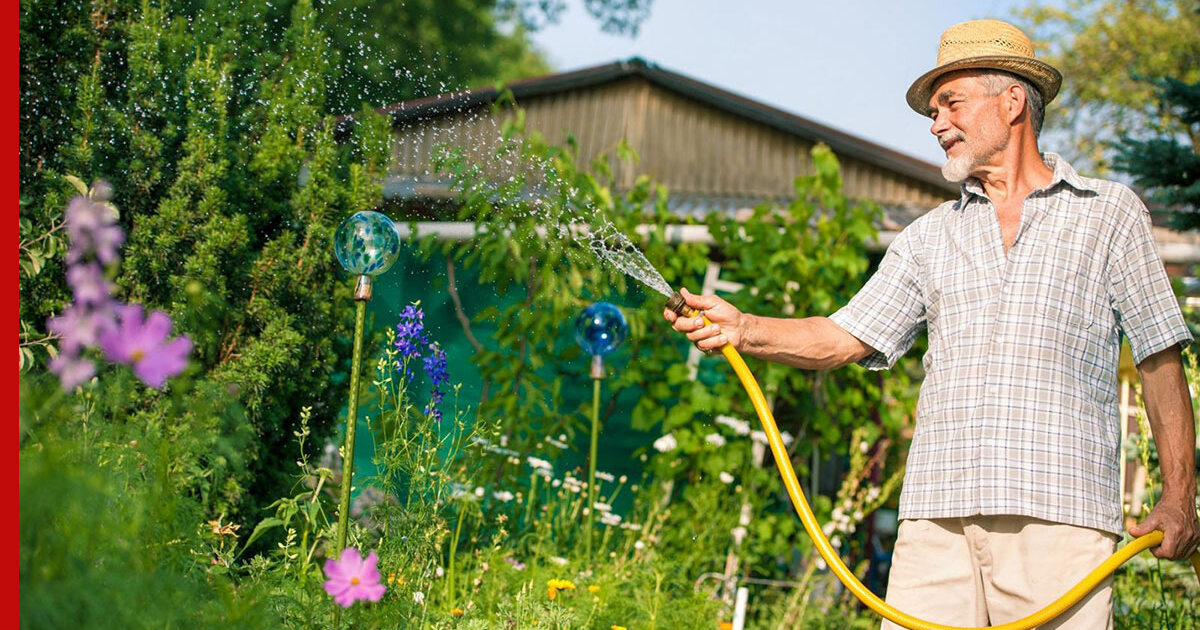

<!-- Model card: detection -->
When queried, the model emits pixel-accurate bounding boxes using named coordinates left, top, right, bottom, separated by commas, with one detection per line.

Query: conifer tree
left=1112, top=78, right=1200, bottom=231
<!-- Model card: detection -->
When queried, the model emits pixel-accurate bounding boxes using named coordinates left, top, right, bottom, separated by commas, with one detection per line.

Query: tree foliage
left=1112, top=78, right=1200, bottom=230
left=1014, top=0, right=1200, bottom=173
left=17, top=0, right=563, bottom=520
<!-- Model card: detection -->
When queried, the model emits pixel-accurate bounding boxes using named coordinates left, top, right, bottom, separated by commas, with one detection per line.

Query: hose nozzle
left=665, top=291, right=699, bottom=318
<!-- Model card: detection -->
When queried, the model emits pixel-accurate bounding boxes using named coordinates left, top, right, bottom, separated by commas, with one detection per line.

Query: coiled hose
left=666, top=294, right=1200, bottom=630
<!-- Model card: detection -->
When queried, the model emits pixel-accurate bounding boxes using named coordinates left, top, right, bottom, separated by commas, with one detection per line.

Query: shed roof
left=377, top=57, right=955, bottom=199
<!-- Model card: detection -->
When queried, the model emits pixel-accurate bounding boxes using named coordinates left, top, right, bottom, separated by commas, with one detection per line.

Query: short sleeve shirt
left=829, top=153, right=1192, bottom=535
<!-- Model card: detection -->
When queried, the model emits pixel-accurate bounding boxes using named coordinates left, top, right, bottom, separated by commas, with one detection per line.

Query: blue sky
left=528, top=0, right=1061, bottom=166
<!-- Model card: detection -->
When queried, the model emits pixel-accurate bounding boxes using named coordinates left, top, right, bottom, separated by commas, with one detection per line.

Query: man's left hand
left=1128, top=495, right=1200, bottom=560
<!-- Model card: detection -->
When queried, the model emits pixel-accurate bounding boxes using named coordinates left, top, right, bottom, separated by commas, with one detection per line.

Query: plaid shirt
left=830, top=153, right=1192, bottom=535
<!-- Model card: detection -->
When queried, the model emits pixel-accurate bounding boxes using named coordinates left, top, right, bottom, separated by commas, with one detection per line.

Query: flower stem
left=446, top=504, right=467, bottom=605
left=586, top=372, right=602, bottom=563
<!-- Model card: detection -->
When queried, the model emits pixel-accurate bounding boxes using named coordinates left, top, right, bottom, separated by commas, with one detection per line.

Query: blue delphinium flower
left=394, top=305, right=428, bottom=370
left=422, top=342, right=449, bottom=422
left=394, top=305, right=449, bottom=421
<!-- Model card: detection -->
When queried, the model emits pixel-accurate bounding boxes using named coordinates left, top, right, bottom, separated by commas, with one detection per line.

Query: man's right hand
left=662, top=287, right=747, bottom=354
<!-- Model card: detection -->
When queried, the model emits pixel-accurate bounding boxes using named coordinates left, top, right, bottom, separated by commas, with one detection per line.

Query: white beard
left=941, top=155, right=973, bottom=183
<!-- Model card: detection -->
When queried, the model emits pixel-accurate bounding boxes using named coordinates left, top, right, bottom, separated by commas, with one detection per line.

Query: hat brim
left=906, top=55, right=1062, bottom=115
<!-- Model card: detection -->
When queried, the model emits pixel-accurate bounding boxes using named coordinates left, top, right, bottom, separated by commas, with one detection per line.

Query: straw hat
left=906, top=19, right=1061, bottom=115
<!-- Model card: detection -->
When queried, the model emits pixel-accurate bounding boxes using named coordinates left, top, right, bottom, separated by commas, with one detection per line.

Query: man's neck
left=973, top=134, right=1054, bottom=204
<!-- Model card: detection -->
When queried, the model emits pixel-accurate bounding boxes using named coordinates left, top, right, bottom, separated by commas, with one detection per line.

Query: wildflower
left=527, top=456, right=553, bottom=471
left=413, top=591, right=426, bottom=605
left=207, top=518, right=240, bottom=537
left=98, top=304, right=193, bottom=389
left=64, top=194, right=124, bottom=264
left=634, top=540, right=645, bottom=550
left=393, top=304, right=428, bottom=361
left=715, top=415, right=751, bottom=436
left=504, top=557, right=526, bottom=571
left=595, top=471, right=615, bottom=482
left=588, top=585, right=601, bottom=594
left=422, top=342, right=449, bottom=421
left=548, top=556, right=568, bottom=566
left=435, top=566, right=445, bottom=578
left=66, top=262, right=112, bottom=306
left=546, top=578, right=576, bottom=600
left=652, top=433, right=677, bottom=453
left=46, top=302, right=115, bottom=354
left=613, top=626, right=629, bottom=630
left=719, top=471, right=735, bottom=484
left=47, top=353, right=96, bottom=390
left=451, top=608, right=464, bottom=617
left=492, top=490, right=515, bottom=502
left=592, top=502, right=612, bottom=512
left=600, top=512, right=622, bottom=526
left=719, top=623, right=733, bottom=630
left=323, top=548, right=386, bottom=607
left=705, top=433, right=726, bottom=447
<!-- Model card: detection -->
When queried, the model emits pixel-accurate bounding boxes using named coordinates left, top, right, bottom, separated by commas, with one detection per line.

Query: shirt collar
left=958, top=152, right=1098, bottom=204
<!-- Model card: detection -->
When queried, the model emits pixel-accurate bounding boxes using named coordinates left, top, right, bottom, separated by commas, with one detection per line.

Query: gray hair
left=978, top=71, right=1045, bottom=137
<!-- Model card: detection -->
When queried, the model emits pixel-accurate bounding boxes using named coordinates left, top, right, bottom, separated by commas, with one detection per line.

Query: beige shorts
left=881, top=515, right=1118, bottom=630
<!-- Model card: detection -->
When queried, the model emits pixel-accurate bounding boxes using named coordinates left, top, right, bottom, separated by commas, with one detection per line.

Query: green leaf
left=64, top=174, right=88, bottom=196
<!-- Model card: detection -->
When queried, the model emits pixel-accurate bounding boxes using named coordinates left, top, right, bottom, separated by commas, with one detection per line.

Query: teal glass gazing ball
left=574, top=302, right=628, bottom=357
left=335, top=211, right=401, bottom=276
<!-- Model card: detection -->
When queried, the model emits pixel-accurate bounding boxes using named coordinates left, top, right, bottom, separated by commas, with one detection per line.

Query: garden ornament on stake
left=574, top=301, right=628, bottom=563
left=664, top=290, right=1200, bottom=630
left=332, top=210, right=401, bottom=558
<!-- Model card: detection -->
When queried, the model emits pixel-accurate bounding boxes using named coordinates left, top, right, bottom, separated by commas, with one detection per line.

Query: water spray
left=665, top=290, right=1200, bottom=630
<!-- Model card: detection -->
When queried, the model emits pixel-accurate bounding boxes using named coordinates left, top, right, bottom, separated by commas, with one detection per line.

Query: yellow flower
left=612, top=626, right=628, bottom=630
left=587, top=585, right=601, bottom=594
left=546, top=578, right=576, bottom=600
left=719, top=622, right=733, bottom=630
left=450, top=608, right=464, bottom=617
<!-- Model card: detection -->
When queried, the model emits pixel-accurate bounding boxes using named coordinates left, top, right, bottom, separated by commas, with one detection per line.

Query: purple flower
left=66, top=262, right=113, bottom=306
left=48, top=353, right=96, bottom=390
left=394, top=304, right=428, bottom=362
left=98, top=304, right=193, bottom=389
left=47, top=302, right=118, bottom=355
left=65, top=195, right=124, bottom=265
left=423, top=342, right=449, bottom=422
left=323, top=547, right=386, bottom=607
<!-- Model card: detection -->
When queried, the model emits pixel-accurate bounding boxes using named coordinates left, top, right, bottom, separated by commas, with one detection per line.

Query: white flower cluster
left=718, top=471, right=735, bottom=484
left=595, top=471, right=615, bottom=482
left=599, top=512, right=622, bottom=526
left=715, top=415, right=751, bottom=436
left=704, top=433, right=726, bottom=447
left=750, top=430, right=794, bottom=447
left=526, top=456, right=553, bottom=472
left=492, top=490, right=515, bottom=502
left=653, top=433, right=677, bottom=453
left=561, top=475, right=585, bottom=493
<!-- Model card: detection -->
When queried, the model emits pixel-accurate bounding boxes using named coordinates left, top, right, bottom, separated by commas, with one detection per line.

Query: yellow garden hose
left=668, top=297, right=1200, bottom=630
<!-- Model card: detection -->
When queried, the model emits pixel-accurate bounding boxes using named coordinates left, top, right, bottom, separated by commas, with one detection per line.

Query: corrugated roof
left=372, top=57, right=956, bottom=196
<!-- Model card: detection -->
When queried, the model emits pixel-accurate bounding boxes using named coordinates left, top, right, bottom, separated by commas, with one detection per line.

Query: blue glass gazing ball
left=334, top=211, right=401, bottom=276
left=574, top=302, right=628, bottom=357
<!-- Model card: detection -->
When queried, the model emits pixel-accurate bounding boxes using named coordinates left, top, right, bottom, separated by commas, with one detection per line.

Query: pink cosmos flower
left=98, top=304, right=193, bottom=389
left=323, top=548, right=386, bottom=607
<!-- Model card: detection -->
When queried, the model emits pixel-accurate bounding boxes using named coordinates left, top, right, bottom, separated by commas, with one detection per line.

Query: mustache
left=939, top=132, right=966, bottom=150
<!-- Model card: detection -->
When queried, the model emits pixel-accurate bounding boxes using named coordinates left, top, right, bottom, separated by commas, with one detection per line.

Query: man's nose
left=930, top=113, right=950, bottom=137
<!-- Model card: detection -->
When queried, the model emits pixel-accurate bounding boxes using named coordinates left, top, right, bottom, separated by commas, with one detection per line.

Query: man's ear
left=1004, top=82, right=1026, bottom=126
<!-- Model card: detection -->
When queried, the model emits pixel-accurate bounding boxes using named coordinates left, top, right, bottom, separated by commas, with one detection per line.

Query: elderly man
left=665, top=19, right=1199, bottom=628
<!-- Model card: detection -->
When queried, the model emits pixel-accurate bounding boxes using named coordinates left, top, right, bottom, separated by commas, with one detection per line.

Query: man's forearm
left=738, top=315, right=873, bottom=371
left=1139, top=346, right=1198, bottom=503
